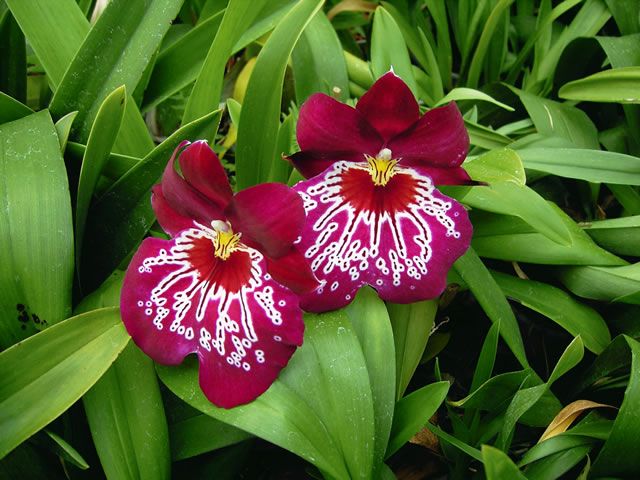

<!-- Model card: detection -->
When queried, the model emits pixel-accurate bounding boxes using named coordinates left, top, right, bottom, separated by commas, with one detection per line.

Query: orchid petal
left=356, top=71, right=419, bottom=141
left=288, top=150, right=365, bottom=179
left=296, top=93, right=382, bottom=158
left=120, top=226, right=304, bottom=408
left=225, top=183, right=306, bottom=259
left=387, top=102, right=469, bottom=169
left=293, top=161, right=472, bottom=312
left=161, top=143, right=226, bottom=225
left=151, top=185, right=196, bottom=236
left=178, top=140, right=233, bottom=209
left=266, top=247, right=319, bottom=295
left=414, top=166, right=473, bottom=186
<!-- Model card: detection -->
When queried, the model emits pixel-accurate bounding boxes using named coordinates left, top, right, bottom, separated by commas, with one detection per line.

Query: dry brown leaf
left=327, top=0, right=377, bottom=21
left=538, top=399, right=614, bottom=443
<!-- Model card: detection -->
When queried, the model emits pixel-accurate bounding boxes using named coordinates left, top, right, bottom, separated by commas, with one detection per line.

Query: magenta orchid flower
left=290, top=72, right=473, bottom=312
left=121, top=141, right=317, bottom=408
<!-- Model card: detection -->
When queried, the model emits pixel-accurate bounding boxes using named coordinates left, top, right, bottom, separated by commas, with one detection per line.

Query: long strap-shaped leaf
left=0, top=111, right=73, bottom=349
left=235, top=0, right=323, bottom=189
left=49, top=0, right=183, bottom=153
left=4, top=0, right=88, bottom=88
left=182, top=0, right=269, bottom=124
left=0, top=308, right=130, bottom=458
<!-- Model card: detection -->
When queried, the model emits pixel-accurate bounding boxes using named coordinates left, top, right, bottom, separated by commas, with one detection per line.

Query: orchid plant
left=1, top=1, right=638, bottom=479
left=120, top=73, right=472, bottom=409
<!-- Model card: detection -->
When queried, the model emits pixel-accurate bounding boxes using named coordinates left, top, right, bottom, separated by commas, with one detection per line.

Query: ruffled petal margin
left=120, top=226, right=304, bottom=408
left=293, top=161, right=472, bottom=312
left=356, top=71, right=420, bottom=141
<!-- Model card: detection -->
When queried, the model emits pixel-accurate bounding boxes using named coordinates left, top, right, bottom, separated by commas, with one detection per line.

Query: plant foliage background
left=0, top=0, right=639, bottom=478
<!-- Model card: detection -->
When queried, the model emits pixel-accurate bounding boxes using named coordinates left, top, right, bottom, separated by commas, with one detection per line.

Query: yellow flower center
left=212, top=221, right=241, bottom=260
left=366, top=148, right=399, bottom=186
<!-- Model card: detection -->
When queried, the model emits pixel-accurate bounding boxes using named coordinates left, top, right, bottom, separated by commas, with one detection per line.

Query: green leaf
left=559, top=263, right=640, bottom=305
left=75, top=272, right=170, bottom=480
left=0, top=11, right=26, bottom=103
left=0, top=307, right=130, bottom=458
left=41, top=430, right=90, bottom=470
left=519, top=91, right=600, bottom=149
left=530, top=0, right=610, bottom=93
left=344, top=287, right=395, bottom=473
left=465, top=120, right=512, bottom=150
left=582, top=215, right=640, bottom=256
left=380, top=2, right=443, bottom=100
left=463, top=148, right=525, bottom=184
left=158, top=309, right=377, bottom=479
left=491, top=271, right=611, bottom=354
left=470, top=321, right=501, bottom=392
left=597, top=33, right=640, bottom=69
left=472, top=207, right=628, bottom=266
left=387, top=300, right=437, bottom=400
left=520, top=435, right=598, bottom=467
left=0, top=111, right=73, bottom=348
left=449, top=370, right=530, bottom=411
left=267, top=113, right=295, bottom=183
left=143, top=1, right=296, bottom=113
left=426, top=422, right=483, bottom=462
left=84, top=343, right=170, bottom=480
left=0, top=91, right=32, bottom=124
left=235, top=0, right=323, bottom=189
left=82, top=110, right=222, bottom=290
left=454, top=248, right=529, bottom=368
left=385, top=381, right=449, bottom=457
left=183, top=0, right=269, bottom=124
left=466, top=0, right=515, bottom=89
left=142, top=11, right=224, bottom=112
left=604, top=0, right=640, bottom=35
left=525, top=445, right=591, bottom=479
left=559, top=67, right=640, bottom=103
left=436, top=87, right=514, bottom=111
left=49, top=0, right=179, bottom=150
left=4, top=0, right=89, bottom=88
left=169, top=413, right=252, bottom=461
left=292, top=10, right=349, bottom=103
left=548, top=336, right=585, bottom=385
left=54, top=111, right=78, bottom=152
left=497, top=337, right=584, bottom=449
left=370, top=7, right=417, bottom=94
left=497, top=384, right=548, bottom=450
left=449, top=182, right=572, bottom=245
left=75, top=86, right=126, bottom=282
left=482, top=445, right=527, bottom=480
left=591, top=336, right=640, bottom=476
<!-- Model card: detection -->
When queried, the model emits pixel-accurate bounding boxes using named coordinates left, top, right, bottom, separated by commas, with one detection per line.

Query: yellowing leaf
left=539, top=400, right=613, bottom=442
left=327, top=0, right=376, bottom=20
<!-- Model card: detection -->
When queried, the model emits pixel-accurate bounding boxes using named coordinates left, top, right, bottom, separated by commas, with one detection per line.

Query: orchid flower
left=290, top=72, right=473, bottom=312
left=121, top=141, right=316, bottom=408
